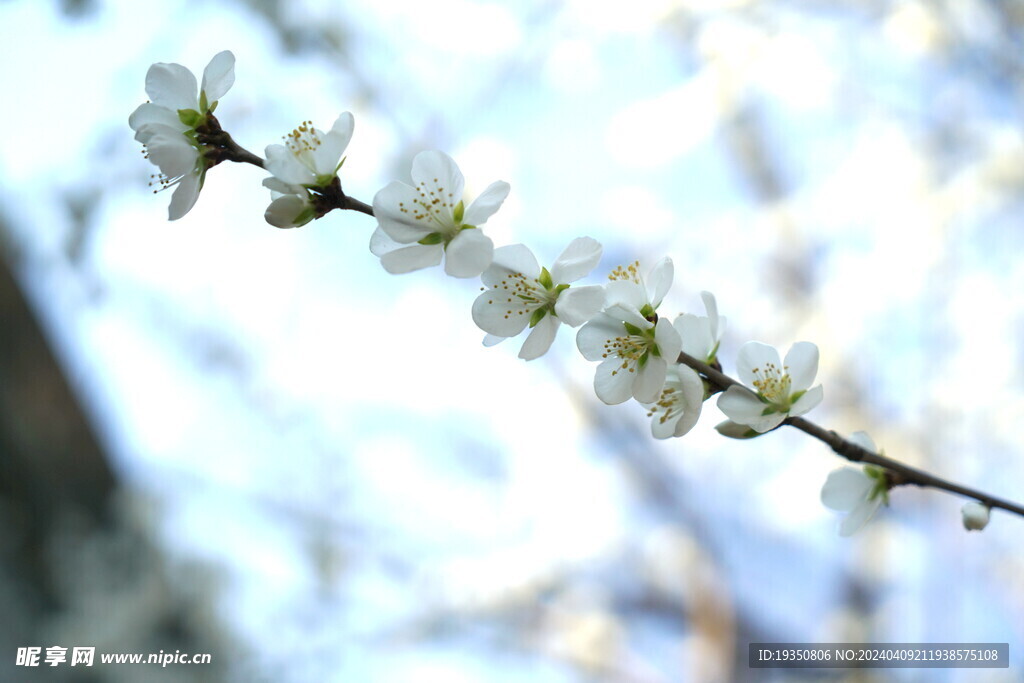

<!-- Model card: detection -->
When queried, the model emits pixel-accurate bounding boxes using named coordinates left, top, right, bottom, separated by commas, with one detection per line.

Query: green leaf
left=418, top=232, right=444, bottom=245
left=453, top=200, right=465, bottom=223
left=538, top=267, right=553, bottom=290
left=528, top=307, right=548, bottom=328
left=177, top=108, right=203, bottom=128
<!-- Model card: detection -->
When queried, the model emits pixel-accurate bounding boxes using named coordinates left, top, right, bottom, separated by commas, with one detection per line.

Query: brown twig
left=676, top=351, right=1024, bottom=519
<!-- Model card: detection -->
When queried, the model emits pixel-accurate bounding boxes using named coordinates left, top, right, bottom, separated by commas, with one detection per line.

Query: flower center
left=608, top=260, right=642, bottom=284
left=487, top=272, right=557, bottom=320
left=750, top=362, right=792, bottom=404
left=646, top=385, right=681, bottom=424
left=397, top=178, right=459, bottom=237
left=283, top=121, right=324, bottom=174
left=601, top=328, right=653, bottom=376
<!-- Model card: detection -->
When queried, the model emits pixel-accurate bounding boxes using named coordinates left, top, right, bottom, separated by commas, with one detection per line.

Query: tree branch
left=675, top=351, right=1024, bottom=519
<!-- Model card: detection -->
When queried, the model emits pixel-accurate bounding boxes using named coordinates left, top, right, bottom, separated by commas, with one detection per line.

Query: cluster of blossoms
left=131, top=53, right=996, bottom=536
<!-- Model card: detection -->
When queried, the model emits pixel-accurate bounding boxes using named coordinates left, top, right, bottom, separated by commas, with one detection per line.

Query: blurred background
left=1, top=0, right=1023, bottom=680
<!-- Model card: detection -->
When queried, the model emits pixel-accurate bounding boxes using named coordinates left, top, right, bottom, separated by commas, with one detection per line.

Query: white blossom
left=642, top=364, right=706, bottom=438
left=371, top=151, right=508, bottom=278
left=261, top=114, right=355, bottom=228
left=820, top=432, right=888, bottom=536
left=472, top=238, right=606, bottom=360
left=577, top=258, right=682, bottom=405
left=716, top=341, right=822, bottom=432
left=129, top=51, right=235, bottom=220
left=674, top=290, right=726, bottom=364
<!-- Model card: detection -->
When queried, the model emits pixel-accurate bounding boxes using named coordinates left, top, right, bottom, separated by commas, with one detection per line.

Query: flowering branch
left=676, top=351, right=1024, bottom=519
left=129, top=50, right=1019, bottom=537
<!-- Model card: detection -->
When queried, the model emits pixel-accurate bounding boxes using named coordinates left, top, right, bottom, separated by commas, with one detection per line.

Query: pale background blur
left=1, top=0, right=1023, bottom=681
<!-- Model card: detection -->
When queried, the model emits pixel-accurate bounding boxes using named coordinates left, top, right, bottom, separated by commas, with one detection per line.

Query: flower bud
left=961, top=502, right=990, bottom=531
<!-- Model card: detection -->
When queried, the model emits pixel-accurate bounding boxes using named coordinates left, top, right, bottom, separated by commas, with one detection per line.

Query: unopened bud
left=961, top=502, right=990, bottom=531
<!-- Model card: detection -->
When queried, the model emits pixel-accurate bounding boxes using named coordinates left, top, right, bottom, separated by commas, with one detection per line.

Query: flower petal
left=654, top=318, right=682, bottom=363
left=839, top=498, right=881, bottom=536
left=444, top=229, right=493, bottom=278
left=380, top=244, right=443, bottom=274
left=550, top=236, right=602, bottom=284
left=262, top=176, right=302, bottom=194
left=700, top=291, right=720, bottom=336
left=265, top=194, right=310, bottom=228
left=821, top=468, right=874, bottom=512
left=265, top=144, right=314, bottom=186
left=411, top=150, right=464, bottom=216
left=482, top=244, right=540, bottom=287
left=576, top=314, right=624, bottom=361
left=633, top=356, right=668, bottom=403
left=784, top=341, right=820, bottom=392
left=671, top=366, right=706, bottom=437
left=200, top=50, right=235, bottom=104
left=463, top=180, right=511, bottom=226
left=736, top=341, right=781, bottom=389
left=167, top=172, right=201, bottom=220
left=369, top=225, right=399, bottom=257
left=555, top=285, right=605, bottom=327
left=789, top=384, right=823, bottom=417
left=145, top=61, right=198, bottom=112
left=849, top=431, right=877, bottom=454
left=717, top=386, right=768, bottom=426
left=372, top=181, right=436, bottom=243
left=604, top=302, right=651, bottom=329
left=129, top=103, right=187, bottom=133
left=605, top=279, right=647, bottom=311
left=483, top=334, right=506, bottom=347
left=518, top=314, right=560, bottom=360
left=145, top=133, right=198, bottom=178
left=472, top=287, right=532, bottom=338
left=594, top=357, right=635, bottom=405
left=646, top=256, right=673, bottom=308
left=675, top=314, right=714, bottom=361
left=313, top=112, right=354, bottom=176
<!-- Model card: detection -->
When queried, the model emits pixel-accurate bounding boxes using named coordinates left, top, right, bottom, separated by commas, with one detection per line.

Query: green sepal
left=334, top=156, right=347, bottom=174
left=538, top=267, right=554, bottom=290
left=459, top=224, right=477, bottom=231
left=790, top=389, right=806, bottom=403
left=623, top=322, right=644, bottom=336
left=292, top=207, right=317, bottom=228
left=760, top=405, right=781, bottom=416
left=199, top=90, right=209, bottom=114
left=639, top=303, right=657, bottom=319
left=715, top=420, right=762, bottom=439
left=528, top=307, right=548, bottom=328
left=707, top=341, right=720, bottom=364
left=418, top=232, right=444, bottom=245
left=177, top=108, right=203, bottom=128
left=638, top=350, right=649, bottom=369
left=209, top=100, right=218, bottom=113
left=864, top=465, right=891, bottom=505
left=554, top=283, right=570, bottom=294
left=453, top=200, right=465, bottom=223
